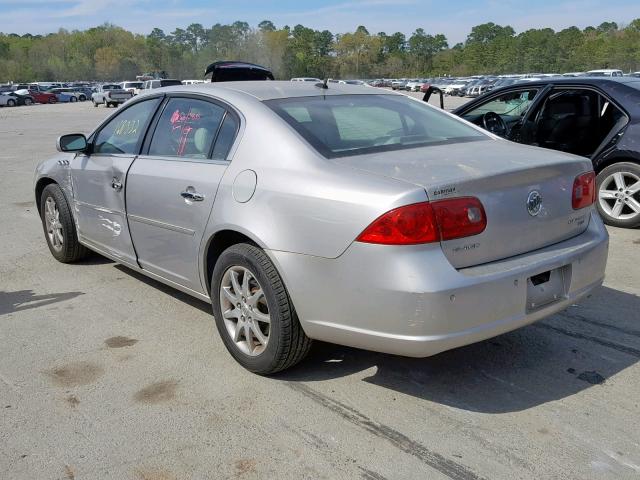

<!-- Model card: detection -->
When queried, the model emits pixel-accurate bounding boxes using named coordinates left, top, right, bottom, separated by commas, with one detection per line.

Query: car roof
left=157, top=80, right=398, bottom=101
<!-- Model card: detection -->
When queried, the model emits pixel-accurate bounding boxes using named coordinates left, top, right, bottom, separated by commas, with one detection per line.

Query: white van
left=586, top=69, right=624, bottom=77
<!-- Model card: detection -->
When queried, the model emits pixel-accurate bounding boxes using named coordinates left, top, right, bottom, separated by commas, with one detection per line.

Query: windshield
left=266, top=94, right=486, bottom=158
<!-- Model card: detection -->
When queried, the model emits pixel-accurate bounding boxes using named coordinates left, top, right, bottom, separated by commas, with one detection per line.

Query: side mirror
left=57, top=133, right=87, bottom=153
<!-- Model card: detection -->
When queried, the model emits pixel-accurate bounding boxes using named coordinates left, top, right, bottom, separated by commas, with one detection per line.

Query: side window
left=94, top=98, right=160, bottom=154
left=212, top=114, right=239, bottom=160
left=148, top=98, right=225, bottom=159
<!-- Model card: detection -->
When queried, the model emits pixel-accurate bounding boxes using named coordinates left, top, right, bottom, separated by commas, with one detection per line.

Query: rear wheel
left=48, top=97, right=56, bottom=104
left=40, top=184, right=88, bottom=263
left=24, top=98, right=33, bottom=106
left=69, top=96, right=77, bottom=103
left=79, top=94, right=86, bottom=102
left=211, top=243, right=312, bottom=374
left=7, top=99, right=15, bottom=107
left=596, top=162, right=640, bottom=228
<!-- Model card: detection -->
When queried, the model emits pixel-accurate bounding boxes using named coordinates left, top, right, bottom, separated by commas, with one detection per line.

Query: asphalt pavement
left=1, top=99, right=639, bottom=480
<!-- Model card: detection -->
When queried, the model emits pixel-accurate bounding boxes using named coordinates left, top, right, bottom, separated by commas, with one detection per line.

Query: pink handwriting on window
left=169, top=109, right=201, bottom=156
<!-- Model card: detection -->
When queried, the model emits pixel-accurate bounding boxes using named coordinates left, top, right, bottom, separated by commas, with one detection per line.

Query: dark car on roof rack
left=205, top=61, right=274, bottom=82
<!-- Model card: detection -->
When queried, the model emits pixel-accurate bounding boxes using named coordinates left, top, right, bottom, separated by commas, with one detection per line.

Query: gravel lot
left=1, top=99, right=639, bottom=480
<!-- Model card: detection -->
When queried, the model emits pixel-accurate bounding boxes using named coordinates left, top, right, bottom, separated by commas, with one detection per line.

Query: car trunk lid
left=332, top=139, right=594, bottom=268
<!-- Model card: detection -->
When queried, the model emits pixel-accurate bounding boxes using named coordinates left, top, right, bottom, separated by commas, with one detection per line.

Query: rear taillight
left=572, top=171, right=596, bottom=210
left=356, top=197, right=486, bottom=245
left=432, top=197, right=487, bottom=241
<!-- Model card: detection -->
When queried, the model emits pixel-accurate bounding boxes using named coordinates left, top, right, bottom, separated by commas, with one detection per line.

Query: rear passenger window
left=212, top=114, right=239, bottom=161
left=148, top=98, right=225, bottom=158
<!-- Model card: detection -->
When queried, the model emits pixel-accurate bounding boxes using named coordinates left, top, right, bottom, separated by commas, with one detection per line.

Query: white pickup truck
left=91, top=84, right=133, bottom=108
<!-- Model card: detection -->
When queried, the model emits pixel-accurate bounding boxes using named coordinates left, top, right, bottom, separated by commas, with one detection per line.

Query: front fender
left=34, top=153, right=76, bottom=212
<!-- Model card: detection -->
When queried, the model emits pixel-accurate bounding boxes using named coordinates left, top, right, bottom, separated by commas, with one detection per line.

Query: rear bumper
left=269, top=211, right=608, bottom=357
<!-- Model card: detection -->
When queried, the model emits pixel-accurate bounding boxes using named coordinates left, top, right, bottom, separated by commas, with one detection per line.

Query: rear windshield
left=265, top=94, right=486, bottom=158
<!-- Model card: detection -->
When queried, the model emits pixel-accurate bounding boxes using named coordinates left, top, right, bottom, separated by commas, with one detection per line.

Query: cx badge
left=527, top=190, right=543, bottom=217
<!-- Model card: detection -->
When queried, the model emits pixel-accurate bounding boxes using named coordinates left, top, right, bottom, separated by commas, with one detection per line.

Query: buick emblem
left=527, top=190, right=542, bottom=217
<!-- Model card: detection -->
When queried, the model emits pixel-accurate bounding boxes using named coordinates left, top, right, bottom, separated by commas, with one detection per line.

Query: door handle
left=180, top=188, right=204, bottom=202
left=111, top=178, right=123, bottom=191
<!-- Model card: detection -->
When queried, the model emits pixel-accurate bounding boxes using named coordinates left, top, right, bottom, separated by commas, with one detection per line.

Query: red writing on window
left=169, top=109, right=202, bottom=156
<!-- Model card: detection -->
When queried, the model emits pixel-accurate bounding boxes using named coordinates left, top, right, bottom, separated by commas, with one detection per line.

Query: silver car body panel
left=34, top=81, right=609, bottom=357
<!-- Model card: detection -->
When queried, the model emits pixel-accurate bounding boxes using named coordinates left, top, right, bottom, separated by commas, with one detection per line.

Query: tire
left=24, top=98, right=33, bottom=106
left=39, top=184, right=88, bottom=263
left=596, top=162, right=640, bottom=228
left=92, top=99, right=98, bottom=107
left=79, top=95, right=86, bottom=102
left=70, top=96, right=77, bottom=103
left=211, top=243, right=312, bottom=374
left=48, top=97, right=56, bottom=104
left=7, top=99, right=15, bottom=107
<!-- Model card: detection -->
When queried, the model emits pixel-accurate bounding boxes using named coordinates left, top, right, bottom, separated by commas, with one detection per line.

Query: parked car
left=46, top=89, right=76, bottom=103
left=35, top=81, right=607, bottom=373
left=50, top=87, right=88, bottom=101
left=142, top=79, right=183, bottom=90
left=28, top=89, right=58, bottom=104
left=0, top=93, right=17, bottom=107
left=586, top=69, right=624, bottom=77
left=91, top=84, right=134, bottom=107
left=120, top=81, right=144, bottom=95
left=5, top=90, right=36, bottom=106
left=452, top=77, right=640, bottom=227
left=391, top=79, right=407, bottom=90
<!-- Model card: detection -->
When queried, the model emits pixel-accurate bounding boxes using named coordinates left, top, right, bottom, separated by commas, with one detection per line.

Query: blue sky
left=1, top=0, right=638, bottom=44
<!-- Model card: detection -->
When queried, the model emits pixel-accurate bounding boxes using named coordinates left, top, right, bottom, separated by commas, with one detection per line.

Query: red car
left=29, top=90, right=57, bottom=104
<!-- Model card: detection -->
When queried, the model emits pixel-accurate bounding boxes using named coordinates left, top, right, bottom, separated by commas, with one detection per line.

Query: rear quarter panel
left=201, top=96, right=426, bottom=260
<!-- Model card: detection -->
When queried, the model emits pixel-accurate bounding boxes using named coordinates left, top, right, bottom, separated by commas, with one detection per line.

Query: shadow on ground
left=101, top=261, right=640, bottom=414
left=113, top=265, right=211, bottom=314
left=0, top=289, right=84, bottom=315
left=277, top=286, right=640, bottom=413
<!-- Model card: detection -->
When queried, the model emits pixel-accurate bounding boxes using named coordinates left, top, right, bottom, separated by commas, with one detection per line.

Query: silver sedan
left=34, top=82, right=608, bottom=374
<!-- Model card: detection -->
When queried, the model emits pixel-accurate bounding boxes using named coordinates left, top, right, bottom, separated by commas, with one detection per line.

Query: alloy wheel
left=598, top=171, right=640, bottom=221
left=219, top=266, right=271, bottom=356
left=44, top=196, right=64, bottom=252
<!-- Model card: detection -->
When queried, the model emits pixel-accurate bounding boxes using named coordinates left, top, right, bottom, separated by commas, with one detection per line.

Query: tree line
left=1, top=19, right=639, bottom=82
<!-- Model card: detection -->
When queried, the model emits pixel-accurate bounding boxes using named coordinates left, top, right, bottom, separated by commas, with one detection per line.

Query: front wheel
left=596, top=162, right=640, bottom=228
left=211, top=243, right=312, bottom=374
left=24, top=98, right=33, bottom=106
left=79, top=95, right=86, bottom=102
left=40, top=184, right=88, bottom=263
left=69, top=96, right=77, bottom=103
left=7, top=99, right=16, bottom=107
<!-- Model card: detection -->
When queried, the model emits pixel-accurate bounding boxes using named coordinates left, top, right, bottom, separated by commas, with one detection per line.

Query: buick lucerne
left=35, top=82, right=608, bottom=374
